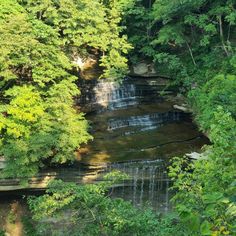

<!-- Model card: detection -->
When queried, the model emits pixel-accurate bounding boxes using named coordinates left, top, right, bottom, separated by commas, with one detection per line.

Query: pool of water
left=76, top=78, right=209, bottom=211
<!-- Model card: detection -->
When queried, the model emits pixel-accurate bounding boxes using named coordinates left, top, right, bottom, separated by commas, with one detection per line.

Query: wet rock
left=173, top=104, right=191, bottom=113
left=186, top=152, right=208, bottom=160
left=71, top=53, right=101, bottom=80
left=130, top=62, right=159, bottom=77
left=78, top=77, right=172, bottom=113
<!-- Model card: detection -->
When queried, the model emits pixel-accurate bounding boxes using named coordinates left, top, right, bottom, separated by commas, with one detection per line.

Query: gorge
left=0, top=76, right=209, bottom=221
left=1, top=0, right=236, bottom=234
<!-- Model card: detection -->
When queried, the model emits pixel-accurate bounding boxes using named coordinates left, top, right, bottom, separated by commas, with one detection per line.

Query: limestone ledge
left=0, top=164, right=105, bottom=191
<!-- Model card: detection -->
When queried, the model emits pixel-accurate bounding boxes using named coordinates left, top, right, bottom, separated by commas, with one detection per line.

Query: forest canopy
left=0, top=0, right=133, bottom=178
left=0, top=0, right=236, bottom=235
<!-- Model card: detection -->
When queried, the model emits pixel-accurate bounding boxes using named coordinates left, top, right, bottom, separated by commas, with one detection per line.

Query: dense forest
left=0, top=0, right=236, bottom=235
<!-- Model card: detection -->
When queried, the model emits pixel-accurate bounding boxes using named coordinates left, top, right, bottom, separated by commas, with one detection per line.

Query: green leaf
left=203, top=192, right=224, bottom=204
left=200, top=220, right=212, bottom=235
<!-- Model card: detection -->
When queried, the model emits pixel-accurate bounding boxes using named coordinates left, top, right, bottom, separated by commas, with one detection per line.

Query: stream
left=77, top=76, right=209, bottom=211
left=0, top=76, right=209, bottom=233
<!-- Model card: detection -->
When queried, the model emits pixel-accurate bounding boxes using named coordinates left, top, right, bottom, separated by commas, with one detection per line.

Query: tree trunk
left=219, top=15, right=229, bottom=57
left=186, top=42, right=196, bottom=66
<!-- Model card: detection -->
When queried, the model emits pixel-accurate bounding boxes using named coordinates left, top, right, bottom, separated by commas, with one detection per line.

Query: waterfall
left=133, top=167, right=139, bottom=205
left=75, top=77, right=207, bottom=213
left=86, top=81, right=139, bottom=110
left=139, top=167, right=145, bottom=206
left=104, top=159, right=171, bottom=212
left=165, top=179, right=169, bottom=213
left=107, top=111, right=184, bottom=132
left=78, top=78, right=165, bottom=112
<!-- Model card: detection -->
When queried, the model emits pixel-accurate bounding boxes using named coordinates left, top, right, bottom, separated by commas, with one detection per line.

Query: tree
left=27, top=172, right=186, bottom=236
left=169, top=108, right=236, bottom=235
left=126, top=0, right=236, bottom=87
left=0, top=0, right=92, bottom=178
left=19, top=0, right=133, bottom=80
left=124, top=1, right=236, bottom=235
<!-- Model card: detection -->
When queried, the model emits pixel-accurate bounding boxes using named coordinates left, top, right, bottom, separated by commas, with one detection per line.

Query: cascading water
left=0, top=76, right=209, bottom=231
left=78, top=77, right=162, bottom=112
left=93, top=82, right=138, bottom=110
left=107, top=111, right=183, bottom=131
left=77, top=77, right=209, bottom=212
left=102, top=160, right=170, bottom=212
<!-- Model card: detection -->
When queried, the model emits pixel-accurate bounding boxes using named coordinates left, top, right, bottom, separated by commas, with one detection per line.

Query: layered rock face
left=77, top=76, right=173, bottom=113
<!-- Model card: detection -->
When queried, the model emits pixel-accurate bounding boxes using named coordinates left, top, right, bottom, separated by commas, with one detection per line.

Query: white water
left=92, top=81, right=139, bottom=110
left=104, top=160, right=171, bottom=212
left=107, top=111, right=182, bottom=131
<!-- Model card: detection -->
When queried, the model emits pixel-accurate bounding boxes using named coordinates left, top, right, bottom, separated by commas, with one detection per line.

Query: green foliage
left=0, top=0, right=134, bottom=178
left=169, top=107, right=236, bottom=235
left=127, top=0, right=236, bottom=87
left=123, top=0, right=154, bottom=62
left=153, top=24, right=185, bottom=46
left=28, top=174, right=153, bottom=236
left=0, top=83, right=91, bottom=178
left=22, top=216, right=39, bottom=236
left=152, top=0, right=208, bottom=24
left=189, top=74, right=236, bottom=131
left=0, top=230, right=5, bottom=236
left=7, top=209, right=17, bottom=224
left=19, top=0, right=133, bottom=80
left=27, top=172, right=188, bottom=236
left=0, top=0, right=72, bottom=88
